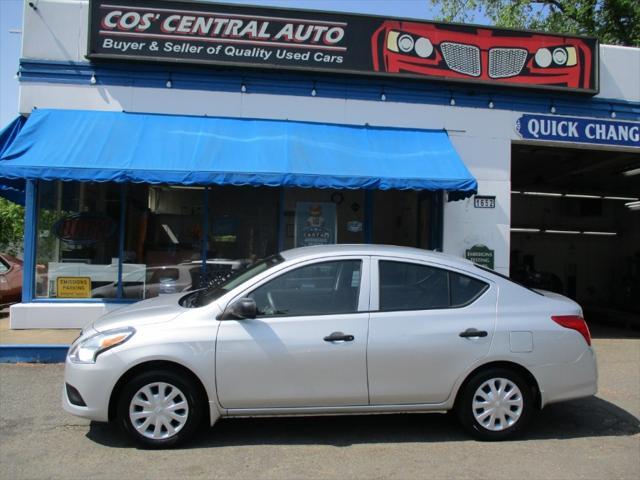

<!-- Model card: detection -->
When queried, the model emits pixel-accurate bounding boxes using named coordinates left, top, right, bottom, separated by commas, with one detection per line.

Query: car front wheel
left=456, top=367, right=534, bottom=441
left=116, top=370, right=203, bottom=448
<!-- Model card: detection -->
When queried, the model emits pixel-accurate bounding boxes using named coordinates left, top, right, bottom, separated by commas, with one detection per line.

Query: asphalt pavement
left=0, top=333, right=638, bottom=480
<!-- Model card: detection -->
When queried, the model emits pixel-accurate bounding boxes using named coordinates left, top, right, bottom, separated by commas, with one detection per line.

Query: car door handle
left=324, top=331, right=355, bottom=342
left=459, top=328, right=488, bottom=338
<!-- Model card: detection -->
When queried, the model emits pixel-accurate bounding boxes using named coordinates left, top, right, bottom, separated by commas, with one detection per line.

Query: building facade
left=1, top=0, right=638, bottom=328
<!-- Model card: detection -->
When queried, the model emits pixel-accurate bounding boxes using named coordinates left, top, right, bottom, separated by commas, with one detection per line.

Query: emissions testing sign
left=516, top=114, right=640, bottom=148
left=465, top=245, right=494, bottom=270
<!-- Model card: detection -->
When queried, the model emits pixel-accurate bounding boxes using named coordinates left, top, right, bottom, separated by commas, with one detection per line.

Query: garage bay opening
left=510, top=144, right=640, bottom=327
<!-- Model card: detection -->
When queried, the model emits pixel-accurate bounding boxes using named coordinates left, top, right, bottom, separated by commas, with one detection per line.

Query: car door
left=216, top=256, right=370, bottom=409
left=367, top=257, right=496, bottom=405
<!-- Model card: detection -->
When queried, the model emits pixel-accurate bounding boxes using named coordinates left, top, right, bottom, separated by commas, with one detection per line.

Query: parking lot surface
left=1, top=332, right=638, bottom=480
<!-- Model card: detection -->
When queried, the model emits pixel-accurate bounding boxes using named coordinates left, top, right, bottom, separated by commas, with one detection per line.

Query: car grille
left=489, top=48, right=528, bottom=78
left=440, top=42, right=481, bottom=77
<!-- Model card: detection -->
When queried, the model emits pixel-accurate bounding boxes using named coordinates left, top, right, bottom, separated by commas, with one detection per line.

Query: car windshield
left=180, top=254, right=284, bottom=308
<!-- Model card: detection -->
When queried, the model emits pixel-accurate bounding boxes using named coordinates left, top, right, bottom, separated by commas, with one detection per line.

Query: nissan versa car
left=371, top=21, right=595, bottom=90
left=63, top=245, right=597, bottom=448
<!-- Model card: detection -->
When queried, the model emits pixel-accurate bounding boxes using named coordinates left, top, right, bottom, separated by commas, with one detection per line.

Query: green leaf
left=430, top=0, right=640, bottom=46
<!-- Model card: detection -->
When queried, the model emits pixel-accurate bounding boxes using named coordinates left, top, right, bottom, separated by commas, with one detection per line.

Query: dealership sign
left=516, top=114, right=640, bottom=148
left=88, top=0, right=598, bottom=93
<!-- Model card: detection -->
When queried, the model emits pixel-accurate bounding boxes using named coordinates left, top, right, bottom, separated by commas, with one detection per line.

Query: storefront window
left=32, top=182, right=281, bottom=302
left=120, top=184, right=206, bottom=300
left=35, top=181, right=121, bottom=299
left=372, top=190, right=432, bottom=249
left=30, top=181, right=436, bottom=302
left=119, top=184, right=280, bottom=301
left=206, top=185, right=279, bottom=264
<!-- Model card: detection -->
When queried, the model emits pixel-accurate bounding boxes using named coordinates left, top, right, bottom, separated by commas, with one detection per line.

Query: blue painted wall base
left=0, top=345, right=69, bottom=363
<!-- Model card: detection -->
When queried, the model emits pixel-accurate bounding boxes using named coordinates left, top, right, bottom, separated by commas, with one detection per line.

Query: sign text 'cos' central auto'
left=88, top=0, right=599, bottom=94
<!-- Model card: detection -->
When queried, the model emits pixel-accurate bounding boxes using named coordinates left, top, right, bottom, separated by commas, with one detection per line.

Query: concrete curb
left=0, top=345, right=69, bottom=363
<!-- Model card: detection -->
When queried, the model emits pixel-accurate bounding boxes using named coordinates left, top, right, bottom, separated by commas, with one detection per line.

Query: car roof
left=279, top=244, right=476, bottom=270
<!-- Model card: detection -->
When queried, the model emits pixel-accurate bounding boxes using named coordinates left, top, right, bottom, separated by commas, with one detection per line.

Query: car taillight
left=551, top=315, right=591, bottom=346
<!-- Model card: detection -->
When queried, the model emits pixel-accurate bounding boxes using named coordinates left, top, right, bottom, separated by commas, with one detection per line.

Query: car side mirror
left=219, top=297, right=257, bottom=320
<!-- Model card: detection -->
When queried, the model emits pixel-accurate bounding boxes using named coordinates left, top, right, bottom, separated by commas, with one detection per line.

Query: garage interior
left=510, top=144, right=640, bottom=327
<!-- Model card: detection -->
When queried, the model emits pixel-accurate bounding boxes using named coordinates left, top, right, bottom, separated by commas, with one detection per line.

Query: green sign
left=465, top=244, right=494, bottom=270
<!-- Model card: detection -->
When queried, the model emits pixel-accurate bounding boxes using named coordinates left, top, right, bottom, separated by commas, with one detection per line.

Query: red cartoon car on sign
left=371, top=21, right=596, bottom=91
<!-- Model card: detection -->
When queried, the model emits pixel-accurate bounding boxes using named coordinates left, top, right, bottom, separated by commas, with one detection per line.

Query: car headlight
left=68, top=327, right=135, bottom=364
left=387, top=31, right=434, bottom=58
left=552, top=47, right=568, bottom=65
left=534, top=46, right=577, bottom=67
left=414, top=37, right=434, bottom=58
left=398, top=34, right=414, bottom=52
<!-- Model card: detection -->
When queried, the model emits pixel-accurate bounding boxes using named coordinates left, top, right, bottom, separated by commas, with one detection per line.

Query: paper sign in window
left=56, top=277, right=91, bottom=298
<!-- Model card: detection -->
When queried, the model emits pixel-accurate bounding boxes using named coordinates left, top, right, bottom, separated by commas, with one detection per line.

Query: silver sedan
left=62, top=244, right=597, bottom=448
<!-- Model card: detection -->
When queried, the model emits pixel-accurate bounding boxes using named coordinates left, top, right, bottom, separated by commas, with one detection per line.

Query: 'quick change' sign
left=516, top=114, right=639, bottom=148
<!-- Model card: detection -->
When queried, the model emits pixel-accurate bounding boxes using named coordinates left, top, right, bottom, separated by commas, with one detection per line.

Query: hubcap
left=472, top=378, right=523, bottom=432
left=129, top=382, right=189, bottom=440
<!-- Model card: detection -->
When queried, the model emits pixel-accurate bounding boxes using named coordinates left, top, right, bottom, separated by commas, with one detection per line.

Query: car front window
left=248, top=260, right=362, bottom=317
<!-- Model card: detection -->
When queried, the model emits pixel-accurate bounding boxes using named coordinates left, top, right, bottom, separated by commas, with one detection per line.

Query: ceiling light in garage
left=513, top=192, right=638, bottom=201
left=523, top=191, right=563, bottom=197
left=622, top=167, right=640, bottom=176
left=564, top=194, right=602, bottom=199
left=625, top=201, right=640, bottom=210
left=513, top=228, right=619, bottom=235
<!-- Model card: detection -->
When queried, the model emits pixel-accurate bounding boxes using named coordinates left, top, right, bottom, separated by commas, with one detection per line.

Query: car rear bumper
left=532, top=347, right=598, bottom=407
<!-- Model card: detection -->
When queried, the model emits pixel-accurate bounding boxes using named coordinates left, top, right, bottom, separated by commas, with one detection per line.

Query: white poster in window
left=295, top=202, right=337, bottom=248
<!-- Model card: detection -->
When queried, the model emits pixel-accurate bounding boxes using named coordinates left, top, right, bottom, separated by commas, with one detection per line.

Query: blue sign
left=516, top=114, right=639, bottom=148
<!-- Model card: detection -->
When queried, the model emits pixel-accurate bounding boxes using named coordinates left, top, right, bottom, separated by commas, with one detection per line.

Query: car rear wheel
left=116, top=370, right=203, bottom=448
left=456, top=367, right=533, bottom=441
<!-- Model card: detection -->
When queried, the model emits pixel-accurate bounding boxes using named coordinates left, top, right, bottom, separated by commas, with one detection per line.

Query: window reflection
left=35, top=182, right=121, bottom=299
left=35, top=182, right=438, bottom=303
left=120, top=184, right=277, bottom=300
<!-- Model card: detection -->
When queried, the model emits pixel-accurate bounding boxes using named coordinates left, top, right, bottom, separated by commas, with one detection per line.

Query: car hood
left=91, top=293, right=187, bottom=332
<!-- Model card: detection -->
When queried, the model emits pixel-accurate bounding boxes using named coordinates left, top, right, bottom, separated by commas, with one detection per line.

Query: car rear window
left=379, top=261, right=488, bottom=311
left=474, top=264, right=543, bottom=296
left=450, top=272, right=489, bottom=306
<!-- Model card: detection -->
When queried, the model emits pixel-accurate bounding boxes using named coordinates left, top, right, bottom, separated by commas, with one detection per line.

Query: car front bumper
left=62, top=350, right=126, bottom=423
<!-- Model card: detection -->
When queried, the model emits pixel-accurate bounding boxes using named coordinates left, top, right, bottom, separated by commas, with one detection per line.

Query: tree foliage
left=0, top=198, right=25, bottom=256
left=431, top=0, right=639, bottom=46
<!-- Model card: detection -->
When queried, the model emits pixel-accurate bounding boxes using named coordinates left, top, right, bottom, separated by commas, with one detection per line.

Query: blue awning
left=0, top=116, right=27, bottom=205
left=0, top=109, right=476, bottom=196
